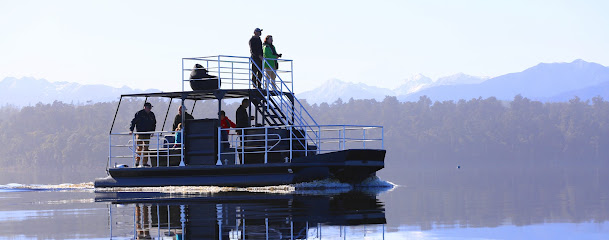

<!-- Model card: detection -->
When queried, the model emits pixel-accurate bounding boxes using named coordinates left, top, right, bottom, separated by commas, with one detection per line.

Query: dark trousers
left=251, top=57, right=262, bottom=88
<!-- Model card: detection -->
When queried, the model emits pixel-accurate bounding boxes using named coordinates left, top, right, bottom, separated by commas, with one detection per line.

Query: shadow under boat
left=95, top=190, right=386, bottom=239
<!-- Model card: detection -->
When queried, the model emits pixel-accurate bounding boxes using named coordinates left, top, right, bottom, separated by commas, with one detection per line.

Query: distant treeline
left=0, top=95, right=608, bottom=183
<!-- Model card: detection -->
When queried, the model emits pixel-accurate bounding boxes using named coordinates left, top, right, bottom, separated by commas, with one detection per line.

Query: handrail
left=108, top=130, right=184, bottom=170
left=217, top=124, right=383, bottom=164
left=182, top=55, right=294, bottom=91
left=259, top=57, right=320, bottom=145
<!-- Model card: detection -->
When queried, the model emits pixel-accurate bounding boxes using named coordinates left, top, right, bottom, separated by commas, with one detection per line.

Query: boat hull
left=94, top=149, right=385, bottom=188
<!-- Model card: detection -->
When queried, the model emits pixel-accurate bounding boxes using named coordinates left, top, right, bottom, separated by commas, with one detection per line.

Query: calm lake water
left=0, top=167, right=608, bottom=239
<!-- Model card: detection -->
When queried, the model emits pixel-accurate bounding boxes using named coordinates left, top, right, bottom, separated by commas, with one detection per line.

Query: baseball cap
left=254, top=28, right=263, bottom=32
left=144, top=102, right=153, bottom=108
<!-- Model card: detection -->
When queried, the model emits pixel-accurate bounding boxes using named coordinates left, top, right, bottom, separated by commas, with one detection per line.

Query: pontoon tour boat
left=94, top=56, right=385, bottom=188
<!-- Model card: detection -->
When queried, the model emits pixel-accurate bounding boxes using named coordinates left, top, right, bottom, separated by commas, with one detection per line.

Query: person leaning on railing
left=219, top=110, right=236, bottom=149
left=129, top=102, right=157, bottom=167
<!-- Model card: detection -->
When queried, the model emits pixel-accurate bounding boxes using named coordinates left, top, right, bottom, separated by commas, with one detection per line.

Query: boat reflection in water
left=95, top=190, right=387, bottom=239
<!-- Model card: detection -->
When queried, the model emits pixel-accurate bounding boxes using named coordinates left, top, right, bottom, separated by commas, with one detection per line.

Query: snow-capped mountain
left=435, top=73, right=488, bottom=86
left=392, top=73, right=487, bottom=96
left=393, top=74, right=433, bottom=96
left=297, top=79, right=395, bottom=105
left=400, top=59, right=609, bottom=102
left=0, top=77, right=159, bottom=107
left=299, top=59, right=609, bottom=104
left=298, top=74, right=487, bottom=104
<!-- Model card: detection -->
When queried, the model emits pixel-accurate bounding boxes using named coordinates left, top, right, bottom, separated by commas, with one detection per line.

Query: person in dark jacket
left=235, top=99, right=253, bottom=137
left=129, top=102, right=157, bottom=167
left=236, top=99, right=252, bottom=128
left=172, top=105, right=194, bottom=132
left=249, top=28, right=263, bottom=88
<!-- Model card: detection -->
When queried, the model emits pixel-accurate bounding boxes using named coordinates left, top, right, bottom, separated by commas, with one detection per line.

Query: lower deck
left=95, top=149, right=385, bottom=188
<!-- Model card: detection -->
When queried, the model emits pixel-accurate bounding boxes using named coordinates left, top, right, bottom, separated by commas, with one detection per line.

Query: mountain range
left=298, top=59, right=609, bottom=104
left=0, top=77, right=158, bottom=107
left=2, top=59, right=608, bottom=107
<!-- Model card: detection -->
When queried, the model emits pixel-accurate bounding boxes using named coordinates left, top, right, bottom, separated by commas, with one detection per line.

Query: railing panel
left=108, top=130, right=184, bottom=169
left=217, top=125, right=383, bottom=164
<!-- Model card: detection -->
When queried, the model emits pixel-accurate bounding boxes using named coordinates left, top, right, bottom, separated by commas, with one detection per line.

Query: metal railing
left=179, top=56, right=383, bottom=166
left=181, top=55, right=318, bottom=151
left=181, top=55, right=294, bottom=91
left=217, top=125, right=383, bottom=165
left=108, top=130, right=184, bottom=170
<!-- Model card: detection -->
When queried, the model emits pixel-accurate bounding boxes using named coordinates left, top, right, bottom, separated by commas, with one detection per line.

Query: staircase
left=250, top=58, right=320, bottom=151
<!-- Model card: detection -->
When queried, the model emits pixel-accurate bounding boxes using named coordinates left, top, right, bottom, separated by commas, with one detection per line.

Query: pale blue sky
left=1, top=0, right=608, bottom=92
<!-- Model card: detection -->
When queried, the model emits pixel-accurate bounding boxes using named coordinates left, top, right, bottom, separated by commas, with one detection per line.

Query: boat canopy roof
left=120, top=89, right=291, bottom=101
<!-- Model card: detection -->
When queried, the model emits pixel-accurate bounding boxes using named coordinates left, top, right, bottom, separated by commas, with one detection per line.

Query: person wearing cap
left=172, top=105, right=194, bottom=132
left=130, top=102, right=157, bottom=167
left=249, top=28, right=264, bottom=88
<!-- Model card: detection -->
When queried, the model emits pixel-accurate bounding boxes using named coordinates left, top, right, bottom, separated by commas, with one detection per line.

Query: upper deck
left=182, top=55, right=294, bottom=92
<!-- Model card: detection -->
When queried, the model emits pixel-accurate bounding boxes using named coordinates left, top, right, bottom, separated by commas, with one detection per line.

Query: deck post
left=108, top=135, right=112, bottom=171
left=381, top=127, right=384, bottom=149
left=264, top=127, right=268, bottom=164
left=132, top=133, right=136, bottom=166
left=156, top=135, right=160, bottom=167
left=343, top=125, right=346, bottom=150
left=363, top=128, right=366, bottom=149
left=179, top=95, right=187, bottom=167
left=218, top=127, right=221, bottom=164
left=241, top=129, right=245, bottom=164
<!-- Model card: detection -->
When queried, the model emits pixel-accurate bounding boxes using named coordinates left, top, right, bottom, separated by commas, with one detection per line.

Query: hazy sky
left=1, top=0, right=608, bottom=92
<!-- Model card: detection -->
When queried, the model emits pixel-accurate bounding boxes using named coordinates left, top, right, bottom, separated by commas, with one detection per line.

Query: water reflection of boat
left=95, top=56, right=385, bottom=188
left=95, top=191, right=386, bottom=239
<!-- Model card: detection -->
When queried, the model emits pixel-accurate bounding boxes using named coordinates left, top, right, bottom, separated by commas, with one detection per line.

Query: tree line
left=0, top=95, right=608, bottom=183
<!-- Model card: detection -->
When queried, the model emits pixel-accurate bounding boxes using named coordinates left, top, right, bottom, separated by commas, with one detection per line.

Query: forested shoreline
left=0, top=95, right=608, bottom=183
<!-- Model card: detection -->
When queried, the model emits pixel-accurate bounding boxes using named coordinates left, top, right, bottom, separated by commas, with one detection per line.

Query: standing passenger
left=263, top=35, right=282, bottom=88
left=172, top=105, right=194, bottom=132
left=249, top=28, right=264, bottom=88
left=236, top=98, right=253, bottom=136
left=129, top=102, right=156, bottom=167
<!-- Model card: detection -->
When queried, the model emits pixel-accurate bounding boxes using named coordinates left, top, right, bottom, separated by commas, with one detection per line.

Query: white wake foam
left=1, top=177, right=395, bottom=194
left=0, top=182, right=94, bottom=191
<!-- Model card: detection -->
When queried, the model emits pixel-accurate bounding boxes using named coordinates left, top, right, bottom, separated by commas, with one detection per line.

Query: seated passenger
left=173, top=123, right=182, bottom=148
left=190, top=63, right=219, bottom=90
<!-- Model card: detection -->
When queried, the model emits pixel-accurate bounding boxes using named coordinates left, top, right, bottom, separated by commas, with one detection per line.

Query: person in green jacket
left=263, top=35, right=282, bottom=88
